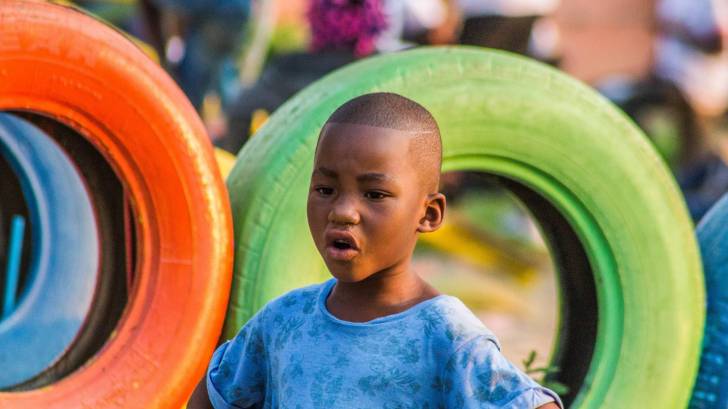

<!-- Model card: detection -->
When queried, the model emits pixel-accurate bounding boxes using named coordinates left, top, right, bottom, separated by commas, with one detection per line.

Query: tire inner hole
left=2, top=111, right=137, bottom=391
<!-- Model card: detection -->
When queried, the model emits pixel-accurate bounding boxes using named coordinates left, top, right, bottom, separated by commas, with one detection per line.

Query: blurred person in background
left=654, top=0, right=727, bottom=117
left=456, top=0, right=560, bottom=61
left=598, top=0, right=727, bottom=220
left=140, top=0, right=252, bottom=111
left=215, top=0, right=388, bottom=154
left=376, top=0, right=462, bottom=51
left=654, top=0, right=728, bottom=220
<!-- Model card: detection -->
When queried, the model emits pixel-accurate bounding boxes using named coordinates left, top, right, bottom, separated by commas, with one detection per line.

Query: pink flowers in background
left=308, top=0, right=388, bottom=57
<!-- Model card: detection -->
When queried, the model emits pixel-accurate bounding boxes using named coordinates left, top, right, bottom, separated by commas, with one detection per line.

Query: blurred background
left=63, top=0, right=728, bottom=390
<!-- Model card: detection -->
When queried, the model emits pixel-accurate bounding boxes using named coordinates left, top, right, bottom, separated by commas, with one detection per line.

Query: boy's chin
left=326, top=266, right=372, bottom=283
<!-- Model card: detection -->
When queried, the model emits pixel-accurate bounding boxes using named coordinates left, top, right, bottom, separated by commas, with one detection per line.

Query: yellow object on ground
left=130, top=36, right=159, bottom=63
left=250, top=109, right=270, bottom=136
left=214, top=148, right=236, bottom=180
left=418, top=217, right=545, bottom=283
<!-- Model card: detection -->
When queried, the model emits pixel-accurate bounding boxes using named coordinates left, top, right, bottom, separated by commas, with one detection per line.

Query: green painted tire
left=224, top=47, right=703, bottom=408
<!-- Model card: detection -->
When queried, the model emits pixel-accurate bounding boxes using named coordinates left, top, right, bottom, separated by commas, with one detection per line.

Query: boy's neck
left=327, top=265, right=441, bottom=323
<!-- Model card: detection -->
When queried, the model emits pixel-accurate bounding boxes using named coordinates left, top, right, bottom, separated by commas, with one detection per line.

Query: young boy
left=189, top=93, right=563, bottom=409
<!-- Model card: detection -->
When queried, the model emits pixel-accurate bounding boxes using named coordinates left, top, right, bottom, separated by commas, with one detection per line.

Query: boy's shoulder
left=418, top=295, right=501, bottom=351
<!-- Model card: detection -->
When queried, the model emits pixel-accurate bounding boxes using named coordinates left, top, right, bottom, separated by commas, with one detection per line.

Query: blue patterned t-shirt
left=207, top=279, right=563, bottom=409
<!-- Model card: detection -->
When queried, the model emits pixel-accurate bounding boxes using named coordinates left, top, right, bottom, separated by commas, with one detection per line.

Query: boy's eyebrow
left=357, top=173, right=391, bottom=183
left=314, top=166, right=337, bottom=177
left=313, top=168, right=392, bottom=183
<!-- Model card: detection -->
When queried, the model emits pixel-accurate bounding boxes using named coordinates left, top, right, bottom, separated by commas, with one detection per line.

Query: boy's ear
left=417, top=193, right=446, bottom=233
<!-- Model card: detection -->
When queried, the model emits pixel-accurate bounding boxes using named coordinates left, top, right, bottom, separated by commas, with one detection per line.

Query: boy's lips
left=324, top=229, right=360, bottom=261
left=325, top=245, right=359, bottom=261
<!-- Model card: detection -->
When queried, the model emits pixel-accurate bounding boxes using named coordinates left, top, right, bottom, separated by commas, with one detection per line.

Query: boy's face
left=307, top=123, right=437, bottom=282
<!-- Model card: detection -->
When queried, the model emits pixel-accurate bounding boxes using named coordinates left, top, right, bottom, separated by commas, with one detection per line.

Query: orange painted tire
left=0, top=2, right=232, bottom=408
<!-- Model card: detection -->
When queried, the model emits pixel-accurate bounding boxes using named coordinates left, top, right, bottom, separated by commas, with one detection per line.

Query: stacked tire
left=0, top=2, right=232, bottom=408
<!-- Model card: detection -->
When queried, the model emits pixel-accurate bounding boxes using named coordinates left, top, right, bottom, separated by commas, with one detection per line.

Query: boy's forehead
left=319, top=122, right=432, bottom=141
left=314, top=122, right=420, bottom=169
left=314, top=122, right=441, bottom=191
left=317, top=123, right=416, bottom=155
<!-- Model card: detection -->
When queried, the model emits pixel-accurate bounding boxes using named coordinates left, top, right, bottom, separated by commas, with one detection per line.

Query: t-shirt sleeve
left=441, top=336, right=563, bottom=409
left=206, top=313, right=267, bottom=409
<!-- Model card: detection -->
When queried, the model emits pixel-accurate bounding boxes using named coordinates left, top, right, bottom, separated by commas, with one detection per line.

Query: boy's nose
left=328, top=197, right=360, bottom=226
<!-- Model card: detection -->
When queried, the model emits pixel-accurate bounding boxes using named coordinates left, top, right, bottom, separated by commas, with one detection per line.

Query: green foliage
left=522, top=350, right=570, bottom=396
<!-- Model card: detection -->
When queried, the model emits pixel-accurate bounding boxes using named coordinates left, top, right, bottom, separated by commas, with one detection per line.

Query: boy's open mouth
left=333, top=239, right=353, bottom=250
left=325, top=231, right=359, bottom=261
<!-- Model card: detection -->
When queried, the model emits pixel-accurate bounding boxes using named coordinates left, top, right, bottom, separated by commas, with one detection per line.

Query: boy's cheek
left=308, top=224, right=325, bottom=253
left=306, top=202, right=323, bottom=236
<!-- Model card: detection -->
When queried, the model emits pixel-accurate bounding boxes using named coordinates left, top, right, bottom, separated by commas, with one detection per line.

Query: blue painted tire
left=0, top=113, right=99, bottom=389
left=690, top=193, right=728, bottom=408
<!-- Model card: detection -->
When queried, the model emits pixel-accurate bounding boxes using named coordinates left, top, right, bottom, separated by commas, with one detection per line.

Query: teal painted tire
left=690, top=193, right=728, bottom=408
left=225, top=47, right=703, bottom=408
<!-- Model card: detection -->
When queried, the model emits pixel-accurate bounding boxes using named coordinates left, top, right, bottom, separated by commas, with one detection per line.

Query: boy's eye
left=315, top=187, right=334, bottom=196
left=364, top=191, right=387, bottom=200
